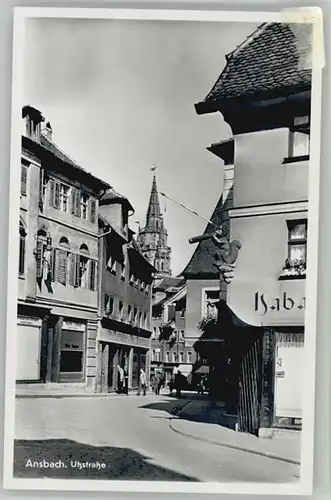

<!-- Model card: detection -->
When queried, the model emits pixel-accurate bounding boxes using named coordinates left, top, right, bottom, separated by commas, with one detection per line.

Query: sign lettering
left=254, top=292, right=306, bottom=316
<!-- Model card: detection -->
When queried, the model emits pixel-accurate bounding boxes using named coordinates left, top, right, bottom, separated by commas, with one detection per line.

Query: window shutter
left=19, top=235, right=25, bottom=274
left=54, top=182, right=60, bottom=209
left=49, top=180, right=55, bottom=207
left=71, top=188, right=77, bottom=215
left=50, top=248, right=57, bottom=281
left=89, top=260, right=97, bottom=291
left=38, top=169, right=44, bottom=209
left=75, top=190, right=81, bottom=217
left=89, top=198, right=96, bottom=223
left=36, top=240, right=44, bottom=279
left=21, top=165, right=27, bottom=196
left=69, top=253, right=76, bottom=286
left=57, top=249, right=67, bottom=285
left=75, top=254, right=80, bottom=287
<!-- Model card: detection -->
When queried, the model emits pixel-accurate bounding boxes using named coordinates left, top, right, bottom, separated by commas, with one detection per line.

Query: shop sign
left=62, top=320, right=85, bottom=332
left=254, top=292, right=306, bottom=316
left=18, top=316, right=41, bottom=327
left=276, top=371, right=285, bottom=378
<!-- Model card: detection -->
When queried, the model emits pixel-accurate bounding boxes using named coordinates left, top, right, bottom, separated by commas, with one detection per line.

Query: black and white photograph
left=3, top=7, right=323, bottom=495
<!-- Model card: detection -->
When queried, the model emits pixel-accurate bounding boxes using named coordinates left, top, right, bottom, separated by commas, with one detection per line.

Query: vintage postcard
left=3, top=7, right=323, bottom=495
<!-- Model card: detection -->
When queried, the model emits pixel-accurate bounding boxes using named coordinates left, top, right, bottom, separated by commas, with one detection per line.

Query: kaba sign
left=254, top=292, right=306, bottom=316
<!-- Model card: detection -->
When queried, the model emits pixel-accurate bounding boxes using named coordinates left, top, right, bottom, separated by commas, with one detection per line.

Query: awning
left=194, top=300, right=261, bottom=355
left=194, top=365, right=209, bottom=374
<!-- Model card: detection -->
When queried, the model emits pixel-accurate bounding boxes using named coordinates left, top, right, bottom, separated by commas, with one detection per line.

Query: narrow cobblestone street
left=14, top=393, right=300, bottom=482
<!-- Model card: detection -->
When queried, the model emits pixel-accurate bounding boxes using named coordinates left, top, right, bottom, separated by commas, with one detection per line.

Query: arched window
left=18, top=221, right=26, bottom=275
left=59, top=236, right=70, bottom=248
left=79, top=244, right=89, bottom=255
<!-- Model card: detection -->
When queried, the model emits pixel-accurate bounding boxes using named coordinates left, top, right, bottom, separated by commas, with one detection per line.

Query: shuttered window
left=57, top=249, right=68, bottom=285
left=69, top=253, right=76, bottom=286
left=21, top=165, right=27, bottom=196
left=71, top=189, right=77, bottom=215
left=54, top=182, right=60, bottom=209
left=89, top=198, right=96, bottom=223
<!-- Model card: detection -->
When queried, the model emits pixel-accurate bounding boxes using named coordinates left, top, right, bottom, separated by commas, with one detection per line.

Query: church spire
left=137, top=170, right=172, bottom=276
left=146, top=174, right=161, bottom=228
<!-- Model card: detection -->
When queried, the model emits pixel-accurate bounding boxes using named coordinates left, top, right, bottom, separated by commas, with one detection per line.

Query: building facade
left=18, top=105, right=109, bottom=389
left=96, top=189, right=155, bottom=393
left=192, top=22, right=311, bottom=434
left=150, top=277, right=196, bottom=382
left=137, top=175, right=171, bottom=276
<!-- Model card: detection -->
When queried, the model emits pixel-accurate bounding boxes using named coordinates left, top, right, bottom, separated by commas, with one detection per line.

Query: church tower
left=137, top=174, right=172, bottom=276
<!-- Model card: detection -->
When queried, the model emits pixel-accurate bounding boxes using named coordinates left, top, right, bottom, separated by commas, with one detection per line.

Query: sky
left=23, top=17, right=258, bottom=275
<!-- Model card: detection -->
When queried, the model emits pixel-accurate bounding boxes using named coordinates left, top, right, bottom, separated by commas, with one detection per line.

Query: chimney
left=41, top=121, right=53, bottom=141
left=22, top=105, right=45, bottom=143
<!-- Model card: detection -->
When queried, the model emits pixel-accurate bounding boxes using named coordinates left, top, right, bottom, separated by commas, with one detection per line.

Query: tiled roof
left=100, top=188, right=134, bottom=213
left=37, top=133, right=110, bottom=190
left=182, top=192, right=230, bottom=278
left=154, top=276, right=185, bottom=291
left=196, top=22, right=312, bottom=113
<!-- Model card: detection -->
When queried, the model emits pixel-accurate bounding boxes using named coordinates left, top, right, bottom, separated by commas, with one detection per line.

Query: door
left=16, top=324, right=41, bottom=381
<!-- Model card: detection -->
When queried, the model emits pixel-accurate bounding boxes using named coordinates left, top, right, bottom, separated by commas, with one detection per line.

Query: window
left=60, top=329, right=84, bottom=376
left=288, top=116, right=310, bottom=158
left=143, top=312, right=148, bottom=329
left=172, top=352, right=177, bottom=363
left=287, top=220, right=307, bottom=263
left=81, top=193, right=89, bottom=220
left=18, top=222, right=26, bottom=275
left=104, top=294, right=114, bottom=315
left=59, top=184, right=70, bottom=212
left=204, top=289, right=219, bottom=318
left=89, top=198, right=96, bottom=224
left=127, top=305, right=132, bottom=322
left=139, top=312, right=143, bottom=327
left=78, top=256, right=88, bottom=287
left=133, top=307, right=138, bottom=325
left=180, top=309, right=186, bottom=318
left=155, top=350, right=160, bottom=362
left=129, top=273, right=134, bottom=285
left=121, top=264, right=125, bottom=280
left=152, top=350, right=155, bottom=362
left=179, top=330, right=185, bottom=342
left=165, top=352, right=170, bottom=363
left=88, top=260, right=97, bottom=291
left=179, top=352, right=184, bottom=363
left=35, top=229, right=53, bottom=281
left=21, top=165, right=27, bottom=196
left=187, top=352, right=192, bottom=363
left=107, top=257, right=117, bottom=275
left=118, top=301, right=124, bottom=320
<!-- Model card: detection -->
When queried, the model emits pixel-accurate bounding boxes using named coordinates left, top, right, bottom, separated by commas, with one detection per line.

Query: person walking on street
left=117, top=364, right=124, bottom=394
left=137, top=368, right=147, bottom=396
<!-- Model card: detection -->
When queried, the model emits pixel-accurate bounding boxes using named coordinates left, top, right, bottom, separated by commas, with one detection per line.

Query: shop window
left=287, top=116, right=310, bottom=160
left=21, top=164, right=28, bottom=196
left=18, top=222, right=26, bottom=275
left=280, top=219, right=307, bottom=279
left=60, top=329, right=84, bottom=376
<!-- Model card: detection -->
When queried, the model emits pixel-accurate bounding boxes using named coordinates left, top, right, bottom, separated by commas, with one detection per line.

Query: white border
left=3, top=7, right=323, bottom=495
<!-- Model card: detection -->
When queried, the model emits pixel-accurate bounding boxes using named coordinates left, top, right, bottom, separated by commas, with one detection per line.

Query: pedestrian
left=174, top=370, right=182, bottom=398
left=123, top=365, right=129, bottom=395
left=137, top=368, right=147, bottom=396
left=168, top=376, right=175, bottom=396
left=117, top=364, right=124, bottom=394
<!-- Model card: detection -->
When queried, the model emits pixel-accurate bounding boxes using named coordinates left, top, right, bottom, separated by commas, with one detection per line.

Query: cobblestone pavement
left=14, top=393, right=300, bottom=482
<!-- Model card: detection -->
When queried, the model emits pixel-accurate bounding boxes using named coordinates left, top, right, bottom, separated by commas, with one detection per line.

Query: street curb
left=168, top=414, right=300, bottom=466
